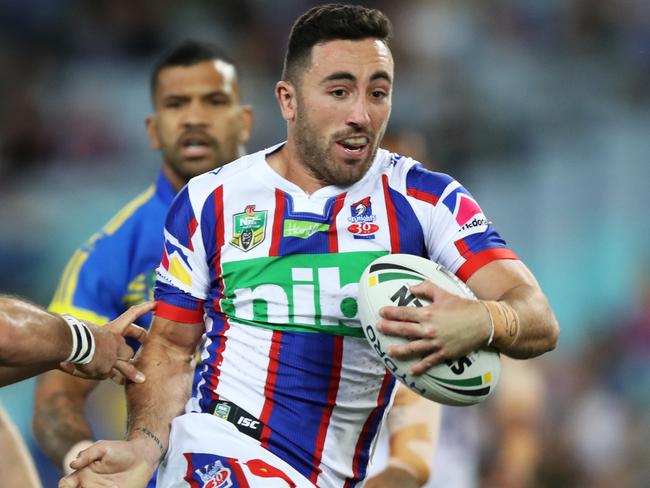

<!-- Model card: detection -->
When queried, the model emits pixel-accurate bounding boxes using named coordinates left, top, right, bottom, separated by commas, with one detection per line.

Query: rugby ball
left=358, top=254, right=500, bottom=406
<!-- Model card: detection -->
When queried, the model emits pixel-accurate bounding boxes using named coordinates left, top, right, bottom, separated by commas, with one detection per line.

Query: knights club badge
left=230, top=205, right=267, bottom=252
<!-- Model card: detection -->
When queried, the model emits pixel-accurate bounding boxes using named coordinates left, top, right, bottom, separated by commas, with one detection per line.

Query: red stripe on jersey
left=328, top=192, right=347, bottom=253
left=269, top=189, right=286, bottom=256
left=345, top=371, right=394, bottom=487
left=406, top=187, right=439, bottom=206
left=161, top=248, right=169, bottom=269
left=456, top=248, right=519, bottom=282
left=455, top=238, right=472, bottom=257
left=382, top=175, right=400, bottom=253
left=310, top=336, right=344, bottom=484
left=259, top=330, right=282, bottom=448
left=183, top=453, right=201, bottom=488
left=209, top=185, right=229, bottom=398
left=228, top=459, right=251, bottom=488
left=156, top=301, right=204, bottom=323
left=187, top=217, right=198, bottom=251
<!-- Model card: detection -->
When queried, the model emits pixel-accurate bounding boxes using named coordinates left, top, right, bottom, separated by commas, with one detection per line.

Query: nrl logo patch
left=230, top=205, right=267, bottom=252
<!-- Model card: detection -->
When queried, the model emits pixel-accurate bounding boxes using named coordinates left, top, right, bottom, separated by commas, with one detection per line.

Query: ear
left=145, top=115, right=160, bottom=150
left=237, top=105, right=254, bottom=145
left=275, top=81, right=297, bottom=122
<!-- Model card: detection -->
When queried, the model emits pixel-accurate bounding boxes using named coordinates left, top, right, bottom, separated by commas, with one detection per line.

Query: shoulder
left=378, top=149, right=457, bottom=203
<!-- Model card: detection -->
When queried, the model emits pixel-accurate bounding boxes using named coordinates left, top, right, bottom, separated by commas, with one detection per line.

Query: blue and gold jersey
left=49, top=171, right=176, bottom=331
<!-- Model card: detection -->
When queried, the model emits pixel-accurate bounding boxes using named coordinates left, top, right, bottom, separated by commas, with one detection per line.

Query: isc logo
left=236, top=416, right=260, bottom=429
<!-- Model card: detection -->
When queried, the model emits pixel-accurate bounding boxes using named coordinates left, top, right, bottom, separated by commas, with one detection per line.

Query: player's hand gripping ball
left=358, top=254, right=500, bottom=406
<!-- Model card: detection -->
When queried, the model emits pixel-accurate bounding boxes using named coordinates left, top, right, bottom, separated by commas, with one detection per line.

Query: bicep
left=466, top=259, right=540, bottom=301
left=144, top=316, right=204, bottom=358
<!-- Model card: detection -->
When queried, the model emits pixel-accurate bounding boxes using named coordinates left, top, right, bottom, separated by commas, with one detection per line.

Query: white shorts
left=157, top=412, right=316, bottom=488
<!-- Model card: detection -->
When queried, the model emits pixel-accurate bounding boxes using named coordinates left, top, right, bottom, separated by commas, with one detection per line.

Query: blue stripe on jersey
left=197, top=312, right=230, bottom=411
left=460, top=227, right=508, bottom=253
left=165, top=186, right=195, bottom=248
left=384, top=185, right=427, bottom=256
left=277, top=193, right=340, bottom=256
left=348, top=373, right=396, bottom=487
left=264, top=330, right=341, bottom=480
left=155, top=281, right=201, bottom=310
left=200, top=189, right=219, bottom=267
left=405, top=163, right=455, bottom=198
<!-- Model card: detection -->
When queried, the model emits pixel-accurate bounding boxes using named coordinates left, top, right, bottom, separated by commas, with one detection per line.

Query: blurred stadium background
left=1, top=0, right=649, bottom=486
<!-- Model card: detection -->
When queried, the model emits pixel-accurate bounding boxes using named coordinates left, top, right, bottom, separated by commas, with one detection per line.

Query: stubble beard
left=294, top=111, right=379, bottom=188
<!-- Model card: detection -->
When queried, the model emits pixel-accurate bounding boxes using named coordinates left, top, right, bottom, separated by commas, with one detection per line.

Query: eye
left=370, top=90, right=388, bottom=100
left=330, top=89, right=347, bottom=98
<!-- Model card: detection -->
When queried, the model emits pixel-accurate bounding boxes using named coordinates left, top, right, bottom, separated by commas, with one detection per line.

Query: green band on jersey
left=220, top=251, right=388, bottom=337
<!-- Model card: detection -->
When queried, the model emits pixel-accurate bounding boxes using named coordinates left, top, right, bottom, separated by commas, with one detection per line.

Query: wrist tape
left=482, top=301, right=520, bottom=348
left=61, top=315, right=96, bottom=364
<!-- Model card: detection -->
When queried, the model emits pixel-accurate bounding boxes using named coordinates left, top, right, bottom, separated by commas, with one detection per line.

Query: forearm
left=0, top=407, right=41, bottom=488
left=125, top=338, right=194, bottom=467
left=33, top=371, right=96, bottom=470
left=0, top=296, right=70, bottom=366
left=0, top=363, right=59, bottom=387
left=488, top=283, right=559, bottom=359
left=386, top=388, right=439, bottom=485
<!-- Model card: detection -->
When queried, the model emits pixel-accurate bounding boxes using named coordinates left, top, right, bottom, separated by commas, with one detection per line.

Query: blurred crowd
left=1, top=1, right=649, bottom=486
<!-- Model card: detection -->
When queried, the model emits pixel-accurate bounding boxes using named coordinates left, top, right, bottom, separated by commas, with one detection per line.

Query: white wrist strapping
left=61, top=315, right=96, bottom=364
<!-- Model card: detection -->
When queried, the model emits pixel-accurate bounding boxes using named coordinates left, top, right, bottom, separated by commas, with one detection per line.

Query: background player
left=62, top=4, right=558, bottom=487
left=32, top=39, right=252, bottom=479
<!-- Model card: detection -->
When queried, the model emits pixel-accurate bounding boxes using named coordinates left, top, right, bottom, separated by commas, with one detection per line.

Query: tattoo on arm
left=133, top=427, right=165, bottom=457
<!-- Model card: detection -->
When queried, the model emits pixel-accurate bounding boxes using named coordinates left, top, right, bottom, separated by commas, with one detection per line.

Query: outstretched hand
left=377, top=281, right=489, bottom=375
left=59, top=440, right=155, bottom=488
left=60, top=302, right=155, bottom=383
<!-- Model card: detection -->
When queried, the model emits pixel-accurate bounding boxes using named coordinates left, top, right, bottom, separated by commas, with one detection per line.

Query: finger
left=388, top=338, right=440, bottom=360
left=122, top=323, right=147, bottom=342
left=379, top=305, right=426, bottom=322
left=107, top=302, right=156, bottom=334
left=409, top=279, right=438, bottom=297
left=116, top=343, right=136, bottom=361
left=113, top=360, right=145, bottom=383
left=409, top=351, right=447, bottom=376
left=58, top=472, right=78, bottom=488
left=70, top=443, right=108, bottom=470
left=376, top=319, right=427, bottom=339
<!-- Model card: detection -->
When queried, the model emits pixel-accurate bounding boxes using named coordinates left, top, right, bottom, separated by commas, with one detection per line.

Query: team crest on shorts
left=230, top=205, right=267, bottom=252
left=347, top=196, right=379, bottom=239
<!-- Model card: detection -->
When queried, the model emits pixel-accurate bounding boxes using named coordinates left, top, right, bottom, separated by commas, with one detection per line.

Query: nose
left=346, top=95, right=371, bottom=129
left=181, top=100, right=209, bottom=128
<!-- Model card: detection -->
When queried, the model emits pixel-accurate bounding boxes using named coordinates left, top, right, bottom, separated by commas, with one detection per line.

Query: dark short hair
left=282, top=4, right=392, bottom=84
left=150, top=40, right=236, bottom=101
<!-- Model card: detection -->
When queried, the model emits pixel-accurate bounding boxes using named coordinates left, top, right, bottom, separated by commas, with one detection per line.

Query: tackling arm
left=33, top=373, right=98, bottom=473
left=60, top=315, right=203, bottom=487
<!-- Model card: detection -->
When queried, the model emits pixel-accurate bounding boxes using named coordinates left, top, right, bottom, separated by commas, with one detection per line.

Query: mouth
left=336, top=135, right=370, bottom=157
left=178, top=133, right=214, bottom=159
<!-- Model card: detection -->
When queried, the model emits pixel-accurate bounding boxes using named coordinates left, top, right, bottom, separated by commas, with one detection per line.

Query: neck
left=266, top=140, right=326, bottom=195
left=162, top=164, right=188, bottom=193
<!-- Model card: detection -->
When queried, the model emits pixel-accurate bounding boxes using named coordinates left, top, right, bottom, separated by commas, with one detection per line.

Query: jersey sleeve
left=406, top=165, right=518, bottom=281
left=49, top=233, right=129, bottom=325
left=155, top=185, right=210, bottom=323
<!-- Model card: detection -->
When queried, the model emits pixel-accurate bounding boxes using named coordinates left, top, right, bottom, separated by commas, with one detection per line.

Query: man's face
left=291, top=38, right=393, bottom=187
left=147, top=60, right=251, bottom=184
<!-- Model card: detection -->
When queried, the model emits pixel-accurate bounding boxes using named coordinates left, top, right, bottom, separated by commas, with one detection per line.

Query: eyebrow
left=320, top=70, right=392, bottom=85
